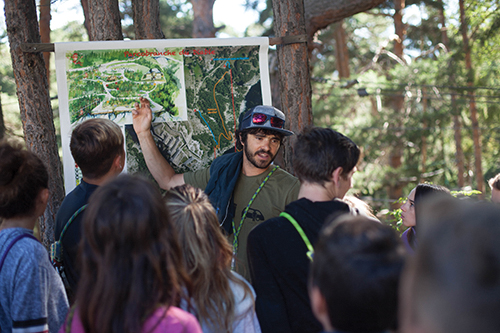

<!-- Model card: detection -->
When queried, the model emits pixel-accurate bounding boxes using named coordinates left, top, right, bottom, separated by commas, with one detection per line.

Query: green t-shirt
left=184, top=164, right=300, bottom=280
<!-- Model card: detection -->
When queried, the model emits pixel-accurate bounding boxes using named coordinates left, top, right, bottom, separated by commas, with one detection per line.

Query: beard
left=244, top=144, right=277, bottom=170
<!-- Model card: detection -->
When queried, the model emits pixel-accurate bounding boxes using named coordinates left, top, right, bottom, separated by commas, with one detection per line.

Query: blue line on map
left=225, top=60, right=231, bottom=68
left=196, top=110, right=217, bottom=144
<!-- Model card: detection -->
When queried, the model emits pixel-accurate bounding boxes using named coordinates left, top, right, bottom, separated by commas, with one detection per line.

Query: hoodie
left=247, top=198, right=351, bottom=333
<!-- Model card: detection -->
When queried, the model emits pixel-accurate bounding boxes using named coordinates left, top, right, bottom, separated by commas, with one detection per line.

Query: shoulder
left=272, top=167, right=299, bottom=184
left=56, top=184, right=93, bottom=226
left=229, top=272, right=257, bottom=319
left=247, top=215, right=289, bottom=249
left=0, top=230, right=50, bottom=275
left=268, top=167, right=300, bottom=197
left=1, top=229, right=43, bottom=258
left=144, top=306, right=202, bottom=333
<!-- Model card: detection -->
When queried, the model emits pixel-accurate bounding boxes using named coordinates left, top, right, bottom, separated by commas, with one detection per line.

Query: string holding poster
left=55, top=38, right=272, bottom=194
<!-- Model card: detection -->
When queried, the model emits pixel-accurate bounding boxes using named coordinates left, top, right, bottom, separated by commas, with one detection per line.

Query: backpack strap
left=280, top=212, right=314, bottom=261
left=59, top=205, right=87, bottom=242
left=0, top=233, right=39, bottom=273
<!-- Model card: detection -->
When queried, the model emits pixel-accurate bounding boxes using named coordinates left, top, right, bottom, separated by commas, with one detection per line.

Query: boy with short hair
left=55, top=118, right=124, bottom=298
left=309, top=215, right=405, bottom=333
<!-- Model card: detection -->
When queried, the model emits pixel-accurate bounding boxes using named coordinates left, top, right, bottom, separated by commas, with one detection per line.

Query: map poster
left=55, top=38, right=271, bottom=194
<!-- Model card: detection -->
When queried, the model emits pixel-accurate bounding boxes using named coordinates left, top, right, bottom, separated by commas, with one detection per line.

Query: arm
left=132, top=97, right=185, bottom=190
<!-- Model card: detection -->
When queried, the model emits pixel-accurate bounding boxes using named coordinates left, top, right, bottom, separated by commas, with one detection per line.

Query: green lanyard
left=231, top=165, right=278, bottom=270
left=280, top=212, right=314, bottom=261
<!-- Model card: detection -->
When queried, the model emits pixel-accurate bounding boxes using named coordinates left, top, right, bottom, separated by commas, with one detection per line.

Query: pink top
left=59, top=306, right=202, bottom=333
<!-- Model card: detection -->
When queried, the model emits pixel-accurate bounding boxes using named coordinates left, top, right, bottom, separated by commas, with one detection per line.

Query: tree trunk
left=132, top=0, right=165, bottom=39
left=272, top=0, right=313, bottom=173
left=81, top=0, right=91, bottom=39
left=452, top=107, right=465, bottom=187
left=420, top=88, right=427, bottom=179
left=459, top=0, right=484, bottom=195
left=388, top=0, right=405, bottom=209
left=393, top=0, right=405, bottom=62
left=87, top=0, right=123, bottom=41
left=190, top=0, right=216, bottom=38
left=0, top=96, right=4, bottom=140
left=39, top=0, right=50, bottom=86
left=334, top=19, right=350, bottom=79
left=439, top=0, right=465, bottom=187
left=4, top=0, right=65, bottom=247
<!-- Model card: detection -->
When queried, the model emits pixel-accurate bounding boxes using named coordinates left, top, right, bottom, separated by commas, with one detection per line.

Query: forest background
left=1, top=0, right=499, bottom=236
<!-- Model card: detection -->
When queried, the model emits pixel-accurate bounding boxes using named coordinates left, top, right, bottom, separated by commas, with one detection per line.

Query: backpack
left=50, top=205, right=87, bottom=290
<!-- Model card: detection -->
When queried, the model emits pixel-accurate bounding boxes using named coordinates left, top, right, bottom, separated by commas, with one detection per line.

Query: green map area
left=126, top=45, right=263, bottom=176
left=66, top=48, right=184, bottom=124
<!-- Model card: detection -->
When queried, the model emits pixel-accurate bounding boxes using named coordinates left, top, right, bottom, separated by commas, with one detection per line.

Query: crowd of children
left=1, top=105, right=500, bottom=333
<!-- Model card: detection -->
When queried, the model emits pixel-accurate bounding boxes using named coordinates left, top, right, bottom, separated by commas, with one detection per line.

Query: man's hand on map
left=132, top=97, right=153, bottom=135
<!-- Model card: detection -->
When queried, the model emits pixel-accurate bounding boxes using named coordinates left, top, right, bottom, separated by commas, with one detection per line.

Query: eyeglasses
left=251, top=112, right=285, bottom=129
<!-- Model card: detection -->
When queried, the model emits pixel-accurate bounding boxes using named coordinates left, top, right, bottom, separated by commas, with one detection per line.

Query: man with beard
left=132, top=98, right=300, bottom=280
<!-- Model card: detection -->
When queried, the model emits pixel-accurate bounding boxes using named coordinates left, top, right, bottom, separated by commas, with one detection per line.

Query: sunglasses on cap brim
left=251, top=112, right=285, bottom=129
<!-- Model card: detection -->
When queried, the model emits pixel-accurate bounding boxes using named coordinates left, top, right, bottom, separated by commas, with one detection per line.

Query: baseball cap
left=238, top=105, right=294, bottom=136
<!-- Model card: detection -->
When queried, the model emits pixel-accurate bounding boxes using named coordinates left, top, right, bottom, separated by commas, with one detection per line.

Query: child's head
left=70, top=118, right=124, bottom=180
left=309, top=215, right=405, bottom=333
left=77, top=175, right=187, bottom=333
left=0, top=141, right=48, bottom=220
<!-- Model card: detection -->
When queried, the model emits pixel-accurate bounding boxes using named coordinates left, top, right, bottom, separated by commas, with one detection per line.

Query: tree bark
left=388, top=0, right=406, bottom=209
left=420, top=88, right=427, bottom=179
left=81, top=0, right=91, bottom=39
left=0, top=96, right=4, bottom=140
left=87, top=0, right=123, bottom=41
left=4, top=0, right=65, bottom=247
left=272, top=0, right=313, bottom=173
left=304, top=0, right=386, bottom=40
left=459, top=0, right=484, bottom=195
left=132, top=0, right=165, bottom=39
left=39, top=0, right=50, bottom=86
left=190, top=0, right=216, bottom=38
left=334, top=19, right=350, bottom=79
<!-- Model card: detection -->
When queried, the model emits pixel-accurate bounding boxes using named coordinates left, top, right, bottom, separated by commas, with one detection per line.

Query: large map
left=55, top=38, right=271, bottom=193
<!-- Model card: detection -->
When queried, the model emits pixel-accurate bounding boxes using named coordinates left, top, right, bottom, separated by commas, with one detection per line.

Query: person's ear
left=310, top=286, right=333, bottom=331
left=332, top=167, right=343, bottom=185
left=113, top=153, right=124, bottom=172
left=239, top=132, right=245, bottom=147
left=36, top=188, right=49, bottom=217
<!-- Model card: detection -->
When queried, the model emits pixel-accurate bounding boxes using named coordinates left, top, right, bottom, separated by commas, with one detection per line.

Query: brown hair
left=70, top=118, right=124, bottom=179
left=164, top=184, right=253, bottom=332
left=293, top=127, right=360, bottom=185
left=77, top=175, right=188, bottom=333
left=0, top=141, right=48, bottom=219
left=407, top=183, right=451, bottom=249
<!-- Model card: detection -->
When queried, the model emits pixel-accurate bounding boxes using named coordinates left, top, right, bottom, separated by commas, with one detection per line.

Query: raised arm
left=132, top=97, right=185, bottom=190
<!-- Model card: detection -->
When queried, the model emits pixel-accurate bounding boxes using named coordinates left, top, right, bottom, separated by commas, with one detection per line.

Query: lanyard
left=231, top=165, right=278, bottom=270
left=280, top=212, right=314, bottom=261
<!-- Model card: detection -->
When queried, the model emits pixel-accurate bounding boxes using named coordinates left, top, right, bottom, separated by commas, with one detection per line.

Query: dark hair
left=407, top=183, right=450, bottom=248
left=165, top=185, right=253, bottom=331
left=0, top=141, right=48, bottom=219
left=70, top=118, right=124, bottom=179
left=403, top=199, right=500, bottom=333
left=489, top=173, right=500, bottom=191
left=310, top=215, right=405, bottom=333
left=235, top=127, right=284, bottom=150
left=77, top=175, right=188, bottom=333
left=293, top=127, right=360, bottom=185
